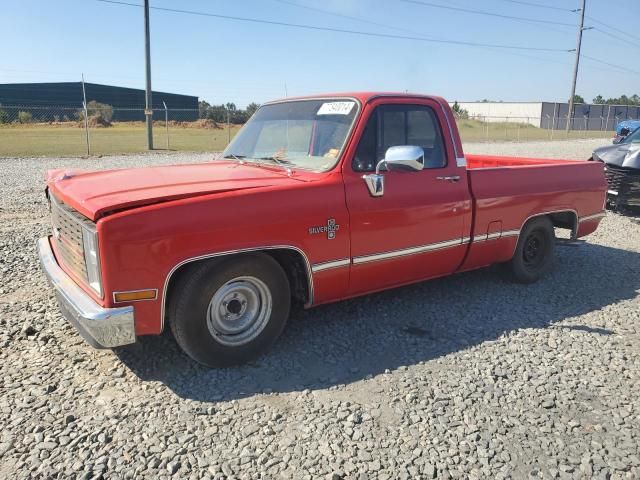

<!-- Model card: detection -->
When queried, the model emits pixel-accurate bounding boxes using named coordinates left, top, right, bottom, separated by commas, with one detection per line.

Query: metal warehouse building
left=0, top=82, right=199, bottom=121
left=453, top=101, right=640, bottom=131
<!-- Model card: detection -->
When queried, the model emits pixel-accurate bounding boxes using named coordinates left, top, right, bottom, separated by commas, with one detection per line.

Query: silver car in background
left=592, top=127, right=640, bottom=210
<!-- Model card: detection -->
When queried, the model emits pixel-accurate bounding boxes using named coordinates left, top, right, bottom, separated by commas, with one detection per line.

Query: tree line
left=573, top=94, right=640, bottom=106
left=198, top=101, right=260, bottom=124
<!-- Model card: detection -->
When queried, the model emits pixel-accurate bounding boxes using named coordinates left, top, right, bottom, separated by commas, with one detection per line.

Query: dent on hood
left=594, top=144, right=640, bottom=169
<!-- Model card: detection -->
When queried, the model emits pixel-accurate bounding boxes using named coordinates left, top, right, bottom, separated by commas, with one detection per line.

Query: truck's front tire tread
left=168, top=253, right=290, bottom=367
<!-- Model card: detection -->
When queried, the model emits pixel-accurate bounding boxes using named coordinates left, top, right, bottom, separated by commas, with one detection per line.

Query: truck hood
left=47, top=161, right=307, bottom=221
left=593, top=144, right=640, bottom=169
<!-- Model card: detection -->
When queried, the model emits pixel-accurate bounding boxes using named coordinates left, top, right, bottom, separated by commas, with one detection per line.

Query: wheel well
left=547, top=211, right=578, bottom=239
left=265, top=249, right=311, bottom=306
left=162, top=248, right=312, bottom=331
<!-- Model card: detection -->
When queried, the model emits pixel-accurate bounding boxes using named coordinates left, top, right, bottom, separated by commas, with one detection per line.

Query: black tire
left=507, top=216, right=555, bottom=284
left=168, top=253, right=290, bottom=367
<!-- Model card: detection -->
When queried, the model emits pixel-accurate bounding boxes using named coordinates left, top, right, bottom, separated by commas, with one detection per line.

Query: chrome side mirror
left=362, top=146, right=424, bottom=197
left=383, top=145, right=424, bottom=172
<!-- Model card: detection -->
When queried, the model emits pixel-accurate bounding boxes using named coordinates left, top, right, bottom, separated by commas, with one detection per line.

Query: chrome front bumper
left=37, top=237, right=136, bottom=349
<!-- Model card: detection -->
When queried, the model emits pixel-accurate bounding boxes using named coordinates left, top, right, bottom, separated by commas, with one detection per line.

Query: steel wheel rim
left=522, top=230, right=546, bottom=268
left=206, top=276, right=272, bottom=346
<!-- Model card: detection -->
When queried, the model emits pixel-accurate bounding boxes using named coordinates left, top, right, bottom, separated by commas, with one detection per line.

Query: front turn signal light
left=113, top=289, right=157, bottom=303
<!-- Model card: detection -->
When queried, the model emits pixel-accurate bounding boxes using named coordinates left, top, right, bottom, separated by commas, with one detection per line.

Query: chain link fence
left=0, top=103, right=241, bottom=157
left=454, top=114, right=617, bottom=143
left=0, top=104, right=629, bottom=157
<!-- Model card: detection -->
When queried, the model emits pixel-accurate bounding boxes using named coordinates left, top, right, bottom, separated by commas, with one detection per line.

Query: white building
left=451, top=102, right=543, bottom=127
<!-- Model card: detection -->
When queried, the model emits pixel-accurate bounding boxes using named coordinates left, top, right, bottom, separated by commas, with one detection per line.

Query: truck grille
left=50, top=195, right=93, bottom=284
left=605, top=165, right=640, bottom=208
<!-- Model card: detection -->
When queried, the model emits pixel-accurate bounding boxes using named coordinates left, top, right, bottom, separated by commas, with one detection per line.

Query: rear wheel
left=507, top=216, right=555, bottom=284
left=169, top=253, right=291, bottom=367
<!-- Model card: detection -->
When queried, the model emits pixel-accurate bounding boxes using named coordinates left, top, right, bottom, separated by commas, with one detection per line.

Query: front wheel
left=507, top=216, right=555, bottom=284
left=169, top=253, right=291, bottom=367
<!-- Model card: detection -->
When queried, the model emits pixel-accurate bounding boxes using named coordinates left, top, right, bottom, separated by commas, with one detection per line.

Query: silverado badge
left=309, top=218, right=339, bottom=240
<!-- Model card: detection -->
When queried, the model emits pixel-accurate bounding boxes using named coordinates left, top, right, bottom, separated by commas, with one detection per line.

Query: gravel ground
left=463, top=138, right=606, bottom=160
left=1, top=140, right=639, bottom=479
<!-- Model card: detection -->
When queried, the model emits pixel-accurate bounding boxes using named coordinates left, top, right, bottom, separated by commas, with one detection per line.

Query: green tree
left=87, top=101, right=113, bottom=123
left=17, top=111, right=33, bottom=123
left=592, top=95, right=605, bottom=104
left=451, top=101, right=469, bottom=119
left=198, top=100, right=211, bottom=119
left=246, top=102, right=260, bottom=117
left=571, top=94, right=585, bottom=104
left=77, top=101, right=113, bottom=125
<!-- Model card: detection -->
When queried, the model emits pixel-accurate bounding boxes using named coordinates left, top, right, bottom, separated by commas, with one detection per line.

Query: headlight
left=82, top=227, right=102, bottom=297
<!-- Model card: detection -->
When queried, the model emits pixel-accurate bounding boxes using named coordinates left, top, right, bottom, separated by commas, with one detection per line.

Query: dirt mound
left=85, top=116, right=112, bottom=128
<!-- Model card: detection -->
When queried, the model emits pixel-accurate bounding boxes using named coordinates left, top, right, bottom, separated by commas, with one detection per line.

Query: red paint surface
left=45, top=92, right=607, bottom=336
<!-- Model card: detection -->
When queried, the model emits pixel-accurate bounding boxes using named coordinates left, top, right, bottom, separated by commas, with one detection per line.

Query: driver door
left=343, top=98, right=472, bottom=295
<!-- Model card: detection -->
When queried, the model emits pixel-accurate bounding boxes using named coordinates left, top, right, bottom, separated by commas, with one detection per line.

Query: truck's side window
left=353, top=104, right=446, bottom=172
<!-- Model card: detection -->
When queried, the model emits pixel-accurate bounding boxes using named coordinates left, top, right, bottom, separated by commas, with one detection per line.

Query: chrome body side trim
left=578, top=211, right=606, bottom=223
left=112, top=288, right=159, bottom=303
left=38, top=237, right=135, bottom=349
left=352, top=238, right=464, bottom=265
left=160, top=245, right=314, bottom=331
left=501, top=229, right=521, bottom=238
left=311, top=258, right=351, bottom=273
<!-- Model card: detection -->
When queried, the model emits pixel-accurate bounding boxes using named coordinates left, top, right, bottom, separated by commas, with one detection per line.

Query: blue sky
left=2, top=0, right=638, bottom=107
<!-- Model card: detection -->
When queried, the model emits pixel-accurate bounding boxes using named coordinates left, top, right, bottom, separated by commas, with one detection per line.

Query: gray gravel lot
left=1, top=140, right=639, bottom=479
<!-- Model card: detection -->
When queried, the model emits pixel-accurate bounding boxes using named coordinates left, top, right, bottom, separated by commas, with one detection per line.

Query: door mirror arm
left=362, top=146, right=424, bottom=197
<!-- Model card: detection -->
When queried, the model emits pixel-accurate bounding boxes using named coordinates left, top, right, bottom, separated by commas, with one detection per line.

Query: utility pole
left=81, top=74, right=90, bottom=156
left=566, top=0, right=587, bottom=132
left=144, top=0, right=153, bottom=149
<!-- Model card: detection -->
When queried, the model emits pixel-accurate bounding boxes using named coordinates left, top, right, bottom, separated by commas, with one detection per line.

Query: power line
left=274, top=0, right=569, bottom=40
left=399, top=0, right=575, bottom=27
left=581, top=54, right=640, bottom=76
left=585, top=15, right=640, bottom=43
left=95, top=0, right=571, bottom=52
left=279, top=0, right=573, bottom=68
left=591, top=27, right=640, bottom=47
left=493, top=0, right=575, bottom=13
left=270, top=0, right=396, bottom=33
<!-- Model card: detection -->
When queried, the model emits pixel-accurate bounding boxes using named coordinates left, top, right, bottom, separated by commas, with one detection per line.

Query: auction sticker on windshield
left=317, top=101, right=355, bottom=115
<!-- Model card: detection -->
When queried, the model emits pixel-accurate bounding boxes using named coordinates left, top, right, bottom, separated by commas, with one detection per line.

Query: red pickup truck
left=39, top=92, right=607, bottom=366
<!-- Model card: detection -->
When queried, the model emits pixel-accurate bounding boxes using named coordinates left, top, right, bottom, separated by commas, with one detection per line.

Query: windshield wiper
left=256, top=156, right=292, bottom=166
left=253, top=156, right=295, bottom=175
left=223, top=153, right=246, bottom=161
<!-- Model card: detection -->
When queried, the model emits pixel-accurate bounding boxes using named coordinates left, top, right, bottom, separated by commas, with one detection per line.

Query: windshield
left=621, top=126, right=640, bottom=144
left=222, top=99, right=359, bottom=171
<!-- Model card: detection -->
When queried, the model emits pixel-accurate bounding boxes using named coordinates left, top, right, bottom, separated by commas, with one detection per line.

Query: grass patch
left=0, top=123, right=242, bottom=157
left=0, top=120, right=613, bottom=157
left=457, top=119, right=612, bottom=142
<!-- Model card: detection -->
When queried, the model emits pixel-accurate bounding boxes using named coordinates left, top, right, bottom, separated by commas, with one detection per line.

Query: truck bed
left=459, top=153, right=607, bottom=272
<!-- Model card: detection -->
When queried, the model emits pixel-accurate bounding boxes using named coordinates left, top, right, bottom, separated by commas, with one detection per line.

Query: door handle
left=436, top=175, right=461, bottom=183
